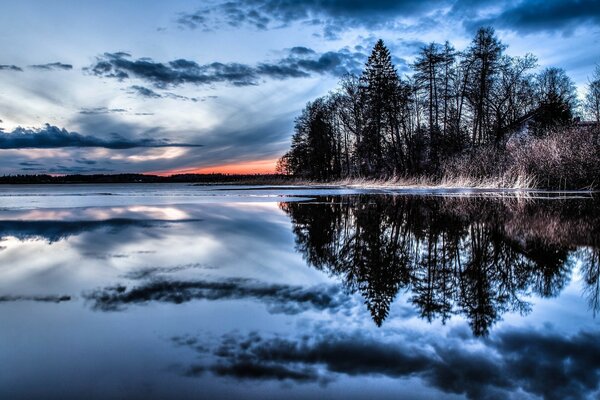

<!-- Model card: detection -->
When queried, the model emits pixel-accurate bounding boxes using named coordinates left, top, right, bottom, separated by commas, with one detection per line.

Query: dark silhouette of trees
left=358, top=39, right=400, bottom=175
left=585, top=65, right=600, bottom=124
left=531, top=67, right=579, bottom=135
left=280, top=97, right=340, bottom=179
left=281, top=195, right=600, bottom=336
left=462, top=27, right=507, bottom=146
left=278, top=27, right=596, bottom=186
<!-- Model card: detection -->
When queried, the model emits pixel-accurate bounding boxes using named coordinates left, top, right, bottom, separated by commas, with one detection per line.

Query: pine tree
left=359, top=39, right=401, bottom=176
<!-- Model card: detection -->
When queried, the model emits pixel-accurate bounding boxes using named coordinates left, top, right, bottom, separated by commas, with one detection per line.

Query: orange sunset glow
left=153, top=158, right=279, bottom=176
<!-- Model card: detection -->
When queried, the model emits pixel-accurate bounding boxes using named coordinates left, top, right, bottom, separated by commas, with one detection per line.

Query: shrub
left=507, top=127, right=599, bottom=189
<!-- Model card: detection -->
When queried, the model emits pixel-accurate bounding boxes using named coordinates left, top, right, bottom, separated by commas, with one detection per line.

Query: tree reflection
left=281, top=195, right=600, bottom=335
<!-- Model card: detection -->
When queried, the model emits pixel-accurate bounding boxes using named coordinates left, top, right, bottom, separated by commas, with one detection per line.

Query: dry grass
left=302, top=173, right=538, bottom=190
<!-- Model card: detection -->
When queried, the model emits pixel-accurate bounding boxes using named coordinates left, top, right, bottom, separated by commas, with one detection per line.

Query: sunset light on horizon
left=151, top=158, right=279, bottom=176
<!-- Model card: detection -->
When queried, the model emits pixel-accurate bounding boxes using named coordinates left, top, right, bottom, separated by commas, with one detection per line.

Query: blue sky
left=0, top=0, right=599, bottom=174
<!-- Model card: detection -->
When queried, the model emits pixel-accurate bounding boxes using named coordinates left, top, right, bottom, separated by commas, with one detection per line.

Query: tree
left=333, top=74, right=364, bottom=176
left=489, top=53, right=537, bottom=141
left=280, top=97, right=339, bottom=179
left=532, top=67, right=578, bottom=134
left=413, top=42, right=445, bottom=168
left=585, top=65, right=600, bottom=123
left=359, top=39, right=404, bottom=176
left=462, top=27, right=506, bottom=146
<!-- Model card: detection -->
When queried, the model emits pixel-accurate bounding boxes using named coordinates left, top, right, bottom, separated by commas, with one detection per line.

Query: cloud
left=88, top=48, right=365, bottom=88
left=122, top=263, right=211, bottom=280
left=46, top=165, right=115, bottom=174
left=0, top=64, right=22, bottom=72
left=0, top=219, right=193, bottom=243
left=178, top=0, right=600, bottom=40
left=463, top=0, right=600, bottom=35
left=129, top=85, right=162, bottom=98
left=0, top=295, right=71, bottom=303
left=88, top=52, right=258, bottom=88
left=74, top=158, right=97, bottom=165
left=174, top=327, right=600, bottom=399
left=29, top=62, right=73, bottom=71
left=0, top=124, right=203, bottom=149
left=177, top=0, right=450, bottom=37
left=84, top=277, right=351, bottom=314
left=128, top=85, right=199, bottom=102
left=18, top=161, right=43, bottom=167
left=79, top=107, right=128, bottom=115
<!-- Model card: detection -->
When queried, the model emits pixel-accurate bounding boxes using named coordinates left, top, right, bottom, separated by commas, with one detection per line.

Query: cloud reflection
left=84, top=278, right=351, bottom=315
left=0, top=219, right=193, bottom=243
left=0, top=294, right=71, bottom=303
left=173, top=326, right=600, bottom=399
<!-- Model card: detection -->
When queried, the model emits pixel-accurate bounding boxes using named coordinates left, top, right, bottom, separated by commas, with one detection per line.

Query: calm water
left=1, top=184, right=599, bottom=399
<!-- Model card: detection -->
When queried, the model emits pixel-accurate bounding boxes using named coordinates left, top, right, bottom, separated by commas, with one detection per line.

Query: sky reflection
left=0, top=190, right=599, bottom=399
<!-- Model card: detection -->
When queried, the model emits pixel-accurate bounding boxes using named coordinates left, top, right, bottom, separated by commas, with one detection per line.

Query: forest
left=277, top=27, right=600, bottom=189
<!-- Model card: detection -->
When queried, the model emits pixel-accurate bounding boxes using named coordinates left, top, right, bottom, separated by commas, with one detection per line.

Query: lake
left=1, top=184, right=599, bottom=399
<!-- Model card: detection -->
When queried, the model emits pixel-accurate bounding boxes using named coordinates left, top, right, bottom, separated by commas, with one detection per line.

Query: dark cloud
left=0, top=219, right=194, bottom=243
left=18, top=161, right=43, bottom=167
left=175, top=327, right=600, bottom=399
left=46, top=165, right=115, bottom=174
left=74, top=158, right=97, bottom=165
left=493, top=329, right=600, bottom=399
left=204, top=362, right=322, bottom=383
left=128, top=85, right=200, bottom=102
left=0, top=64, right=22, bottom=72
left=463, top=0, right=600, bottom=35
left=88, top=52, right=258, bottom=88
left=0, top=124, right=203, bottom=149
left=84, top=278, right=351, bottom=314
left=178, top=0, right=600, bottom=39
left=88, top=48, right=365, bottom=88
left=0, top=294, right=71, bottom=303
left=130, top=85, right=162, bottom=98
left=122, top=263, right=211, bottom=280
left=178, top=0, right=450, bottom=36
left=289, top=46, right=316, bottom=56
left=29, top=62, right=73, bottom=71
left=79, top=107, right=128, bottom=115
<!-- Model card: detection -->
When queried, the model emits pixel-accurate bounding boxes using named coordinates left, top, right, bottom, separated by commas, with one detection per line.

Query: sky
left=0, top=0, right=599, bottom=175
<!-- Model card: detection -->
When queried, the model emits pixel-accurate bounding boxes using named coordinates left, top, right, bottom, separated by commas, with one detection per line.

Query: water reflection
left=281, top=195, right=600, bottom=335
left=172, top=325, right=600, bottom=400
left=0, top=206, right=200, bottom=243
left=0, top=219, right=194, bottom=243
left=1, top=192, right=600, bottom=399
left=85, top=278, right=350, bottom=315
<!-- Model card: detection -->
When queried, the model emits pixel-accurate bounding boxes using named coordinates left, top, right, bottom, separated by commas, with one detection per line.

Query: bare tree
left=585, top=65, right=600, bottom=123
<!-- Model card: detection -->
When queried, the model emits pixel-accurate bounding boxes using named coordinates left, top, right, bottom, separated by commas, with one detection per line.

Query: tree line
left=278, top=27, right=600, bottom=184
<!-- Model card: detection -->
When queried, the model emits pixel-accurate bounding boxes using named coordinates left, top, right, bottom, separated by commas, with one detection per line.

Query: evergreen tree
left=359, top=39, right=402, bottom=176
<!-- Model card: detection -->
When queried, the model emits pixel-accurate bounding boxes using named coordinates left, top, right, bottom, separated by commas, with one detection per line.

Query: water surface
left=1, top=184, right=599, bottom=399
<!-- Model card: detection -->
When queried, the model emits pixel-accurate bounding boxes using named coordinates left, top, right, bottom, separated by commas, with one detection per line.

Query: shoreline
left=0, top=173, right=596, bottom=192
left=0, top=180, right=596, bottom=196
